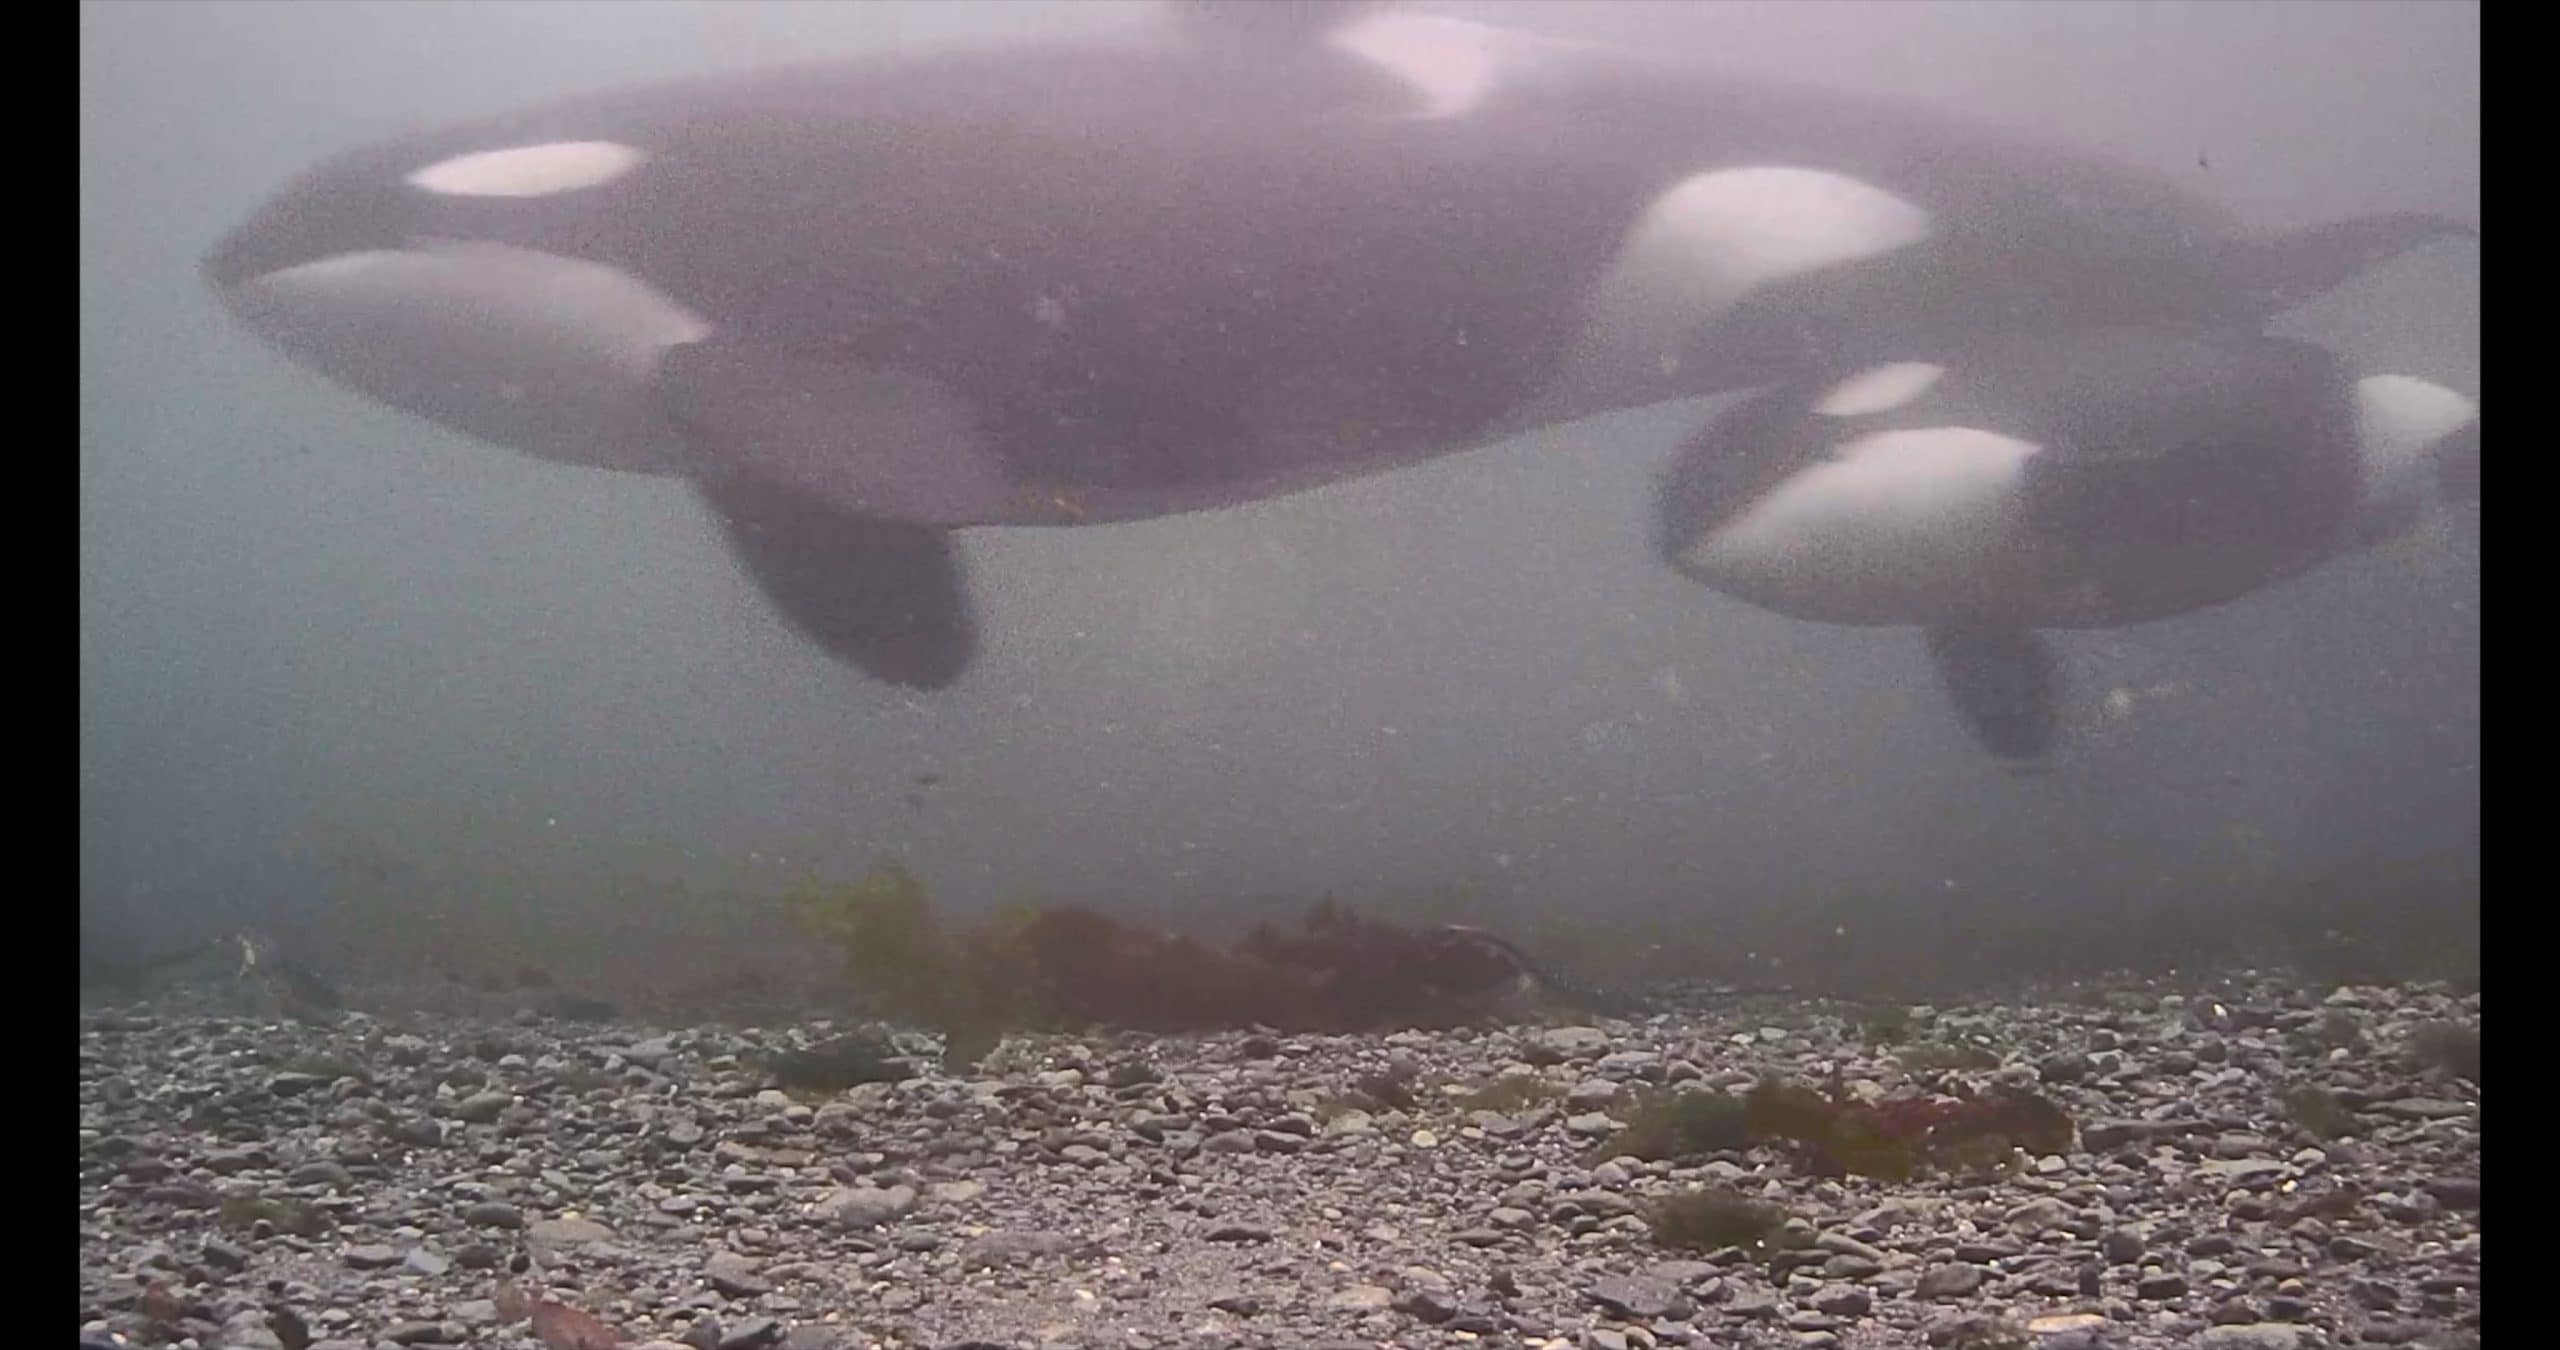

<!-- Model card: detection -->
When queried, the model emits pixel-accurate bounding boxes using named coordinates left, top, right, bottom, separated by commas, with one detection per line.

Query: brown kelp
left=1592, top=1077, right=2075, bottom=1182
left=1743, top=1077, right=2075, bottom=1180
left=784, top=863, right=1591, bottom=1064
left=1594, top=1087, right=1752, bottom=1162
left=1643, top=1187, right=1788, bottom=1255
left=2281, top=1083, right=2361, bottom=1141
left=2405, top=1019, right=2481, bottom=1083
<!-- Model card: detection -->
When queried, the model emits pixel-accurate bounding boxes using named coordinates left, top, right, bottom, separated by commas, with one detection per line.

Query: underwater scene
left=81, top=3, right=2478, bottom=1348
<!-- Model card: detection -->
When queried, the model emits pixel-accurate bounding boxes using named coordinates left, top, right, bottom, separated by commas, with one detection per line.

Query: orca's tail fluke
left=2228, top=212, right=2476, bottom=313
left=1925, top=625, right=2060, bottom=762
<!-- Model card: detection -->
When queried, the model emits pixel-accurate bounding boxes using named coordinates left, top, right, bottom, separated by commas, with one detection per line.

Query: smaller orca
left=1656, top=324, right=2478, bottom=760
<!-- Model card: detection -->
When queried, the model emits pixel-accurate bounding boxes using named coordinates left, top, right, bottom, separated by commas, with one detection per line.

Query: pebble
left=462, top=1200, right=524, bottom=1229
left=74, top=972, right=2479, bottom=1350
left=1585, top=1274, right=1689, bottom=1321
left=819, top=1184, right=916, bottom=1230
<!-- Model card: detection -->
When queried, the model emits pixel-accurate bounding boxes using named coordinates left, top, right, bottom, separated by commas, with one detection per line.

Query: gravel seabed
left=79, top=975, right=2479, bottom=1350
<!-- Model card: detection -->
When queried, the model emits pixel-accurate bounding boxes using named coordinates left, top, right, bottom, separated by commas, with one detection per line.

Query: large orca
left=1657, top=324, right=2479, bottom=760
left=201, top=2, right=2465, bottom=685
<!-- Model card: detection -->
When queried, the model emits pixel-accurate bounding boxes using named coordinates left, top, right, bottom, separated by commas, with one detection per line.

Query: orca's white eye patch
left=1814, top=361, right=1945, bottom=417
left=2352, top=373, right=2479, bottom=513
left=2354, top=374, right=2476, bottom=462
left=405, top=141, right=646, bottom=199
left=1559, top=166, right=1935, bottom=390
left=1622, top=167, right=1934, bottom=312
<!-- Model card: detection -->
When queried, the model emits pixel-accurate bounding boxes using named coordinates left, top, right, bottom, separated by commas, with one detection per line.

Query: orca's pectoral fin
left=694, top=473, right=976, bottom=689
left=1924, top=625, right=2059, bottom=761
left=2233, top=212, right=2477, bottom=312
left=658, top=337, right=1014, bottom=527
left=1654, top=386, right=1799, bottom=568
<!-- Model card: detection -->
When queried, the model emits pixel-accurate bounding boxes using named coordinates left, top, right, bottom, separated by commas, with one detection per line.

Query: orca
left=202, top=3, right=2467, bottom=685
left=1657, top=323, right=2478, bottom=759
